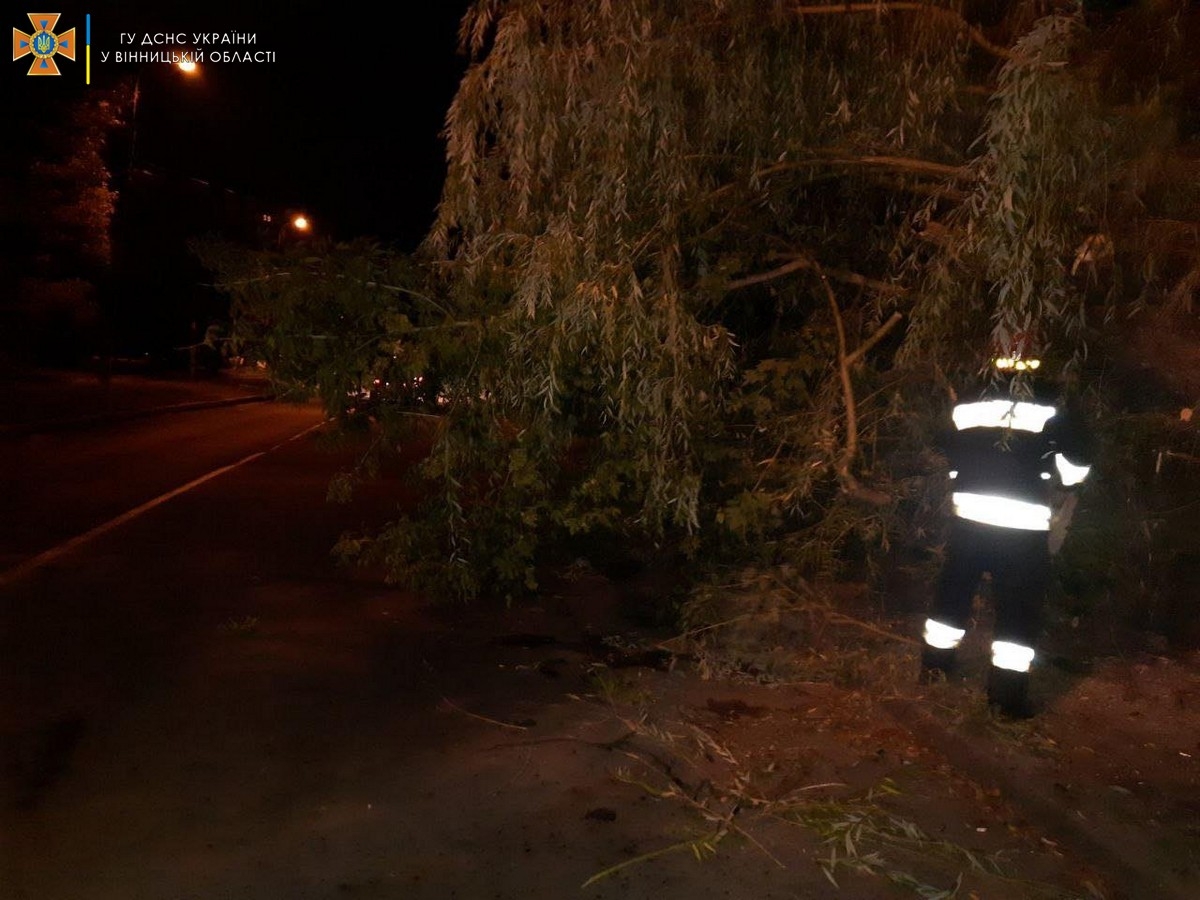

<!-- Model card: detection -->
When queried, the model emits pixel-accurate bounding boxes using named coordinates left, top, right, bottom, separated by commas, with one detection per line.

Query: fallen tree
left=203, top=0, right=1200, bottom=613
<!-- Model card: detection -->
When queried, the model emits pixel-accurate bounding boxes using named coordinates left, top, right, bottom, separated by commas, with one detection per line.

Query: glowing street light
left=276, top=211, right=314, bottom=247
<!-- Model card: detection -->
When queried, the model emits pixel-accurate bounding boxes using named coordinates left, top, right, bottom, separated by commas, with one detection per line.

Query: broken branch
left=819, top=265, right=861, bottom=493
left=790, top=2, right=1014, bottom=60
left=728, top=253, right=906, bottom=296
left=754, top=155, right=968, bottom=183
left=846, top=312, right=904, bottom=366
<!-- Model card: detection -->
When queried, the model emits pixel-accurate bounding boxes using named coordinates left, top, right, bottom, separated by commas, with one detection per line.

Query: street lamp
left=276, top=211, right=314, bottom=247
left=127, top=58, right=201, bottom=172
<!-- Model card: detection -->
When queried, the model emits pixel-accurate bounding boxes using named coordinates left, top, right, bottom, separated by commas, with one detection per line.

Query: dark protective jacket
left=936, top=379, right=1095, bottom=529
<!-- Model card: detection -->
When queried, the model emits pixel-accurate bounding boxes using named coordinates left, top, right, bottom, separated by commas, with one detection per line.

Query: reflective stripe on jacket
left=939, top=388, right=1094, bottom=528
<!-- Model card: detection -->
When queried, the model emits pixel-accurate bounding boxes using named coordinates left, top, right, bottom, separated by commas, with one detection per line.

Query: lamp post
left=126, top=57, right=200, bottom=174
left=110, top=57, right=202, bottom=366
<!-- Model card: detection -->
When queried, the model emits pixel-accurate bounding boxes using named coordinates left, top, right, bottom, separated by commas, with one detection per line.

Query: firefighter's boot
left=919, top=647, right=958, bottom=684
left=987, top=666, right=1035, bottom=719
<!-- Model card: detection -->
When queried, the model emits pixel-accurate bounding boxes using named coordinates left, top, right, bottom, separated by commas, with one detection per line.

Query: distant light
left=291, top=215, right=310, bottom=231
left=994, top=356, right=1041, bottom=372
left=177, top=60, right=197, bottom=73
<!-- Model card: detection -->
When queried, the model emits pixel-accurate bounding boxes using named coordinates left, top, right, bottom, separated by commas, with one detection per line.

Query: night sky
left=5, top=1, right=474, bottom=249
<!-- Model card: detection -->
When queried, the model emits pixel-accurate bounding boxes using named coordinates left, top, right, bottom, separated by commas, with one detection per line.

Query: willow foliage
left=214, top=1, right=1199, bottom=602
left=902, top=12, right=1109, bottom=373
left=426, top=1, right=973, bottom=561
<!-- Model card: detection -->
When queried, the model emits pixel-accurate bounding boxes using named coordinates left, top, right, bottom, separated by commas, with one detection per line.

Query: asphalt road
left=0, top=403, right=735, bottom=900
left=0, top=400, right=323, bottom=572
left=0, top=403, right=442, bottom=896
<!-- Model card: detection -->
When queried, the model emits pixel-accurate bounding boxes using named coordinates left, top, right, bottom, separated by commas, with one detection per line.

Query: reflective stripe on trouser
left=923, top=618, right=965, bottom=650
left=931, top=518, right=1050, bottom=661
left=991, top=640, right=1035, bottom=672
left=951, top=492, right=1051, bottom=531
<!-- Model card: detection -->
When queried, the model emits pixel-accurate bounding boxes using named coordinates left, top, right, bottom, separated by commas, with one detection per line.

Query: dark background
left=5, top=1, right=473, bottom=244
left=2, top=2, right=475, bottom=361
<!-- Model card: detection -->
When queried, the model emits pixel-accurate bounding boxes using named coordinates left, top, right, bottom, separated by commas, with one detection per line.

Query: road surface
left=0, top=403, right=736, bottom=900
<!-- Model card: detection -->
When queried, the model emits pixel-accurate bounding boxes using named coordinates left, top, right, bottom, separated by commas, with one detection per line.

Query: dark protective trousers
left=932, top=517, right=1050, bottom=649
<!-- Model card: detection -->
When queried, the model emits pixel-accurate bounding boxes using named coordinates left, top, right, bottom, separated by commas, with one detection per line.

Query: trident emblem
left=13, top=13, right=76, bottom=76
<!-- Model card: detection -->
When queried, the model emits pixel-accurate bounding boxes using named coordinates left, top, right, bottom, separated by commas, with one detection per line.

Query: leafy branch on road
left=576, top=676, right=1091, bottom=898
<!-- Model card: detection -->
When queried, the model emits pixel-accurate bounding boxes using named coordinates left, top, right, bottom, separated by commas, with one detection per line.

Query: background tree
left=3, top=87, right=122, bottom=366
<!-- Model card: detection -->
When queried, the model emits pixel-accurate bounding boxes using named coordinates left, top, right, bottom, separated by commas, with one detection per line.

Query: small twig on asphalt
left=655, top=611, right=767, bottom=648
left=771, top=576, right=921, bottom=646
left=825, top=610, right=921, bottom=647
left=659, top=580, right=918, bottom=650
left=440, top=696, right=529, bottom=731
left=581, top=830, right=726, bottom=889
left=730, top=816, right=787, bottom=870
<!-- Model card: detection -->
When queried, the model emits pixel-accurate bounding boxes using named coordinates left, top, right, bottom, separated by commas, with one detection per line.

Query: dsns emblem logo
left=13, top=13, right=76, bottom=75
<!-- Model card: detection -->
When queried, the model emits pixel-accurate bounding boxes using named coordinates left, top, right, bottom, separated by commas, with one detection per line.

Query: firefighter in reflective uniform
left=921, top=345, right=1094, bottom=718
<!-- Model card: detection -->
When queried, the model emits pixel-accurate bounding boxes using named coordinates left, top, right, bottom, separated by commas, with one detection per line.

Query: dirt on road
left=415, top=570, right=1200, bottom=900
